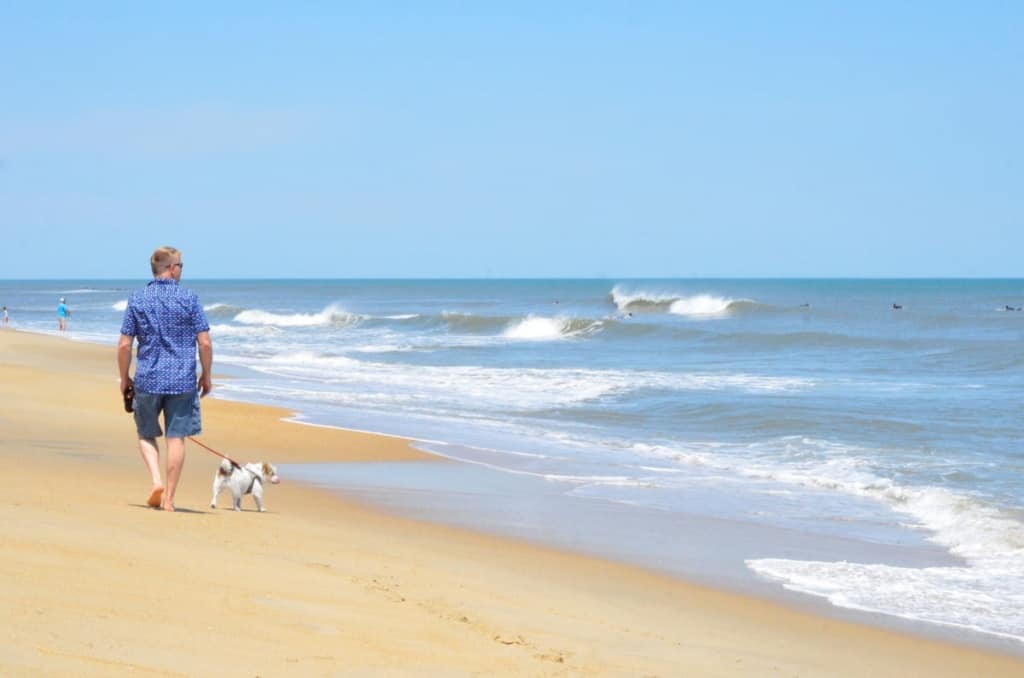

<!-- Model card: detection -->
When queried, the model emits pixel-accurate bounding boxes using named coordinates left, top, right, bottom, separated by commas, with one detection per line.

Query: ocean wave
left=924, top=344, right=1024, bottom=372
left=112, top=300, right=128, bottom=311
left=204, top=302, right=246, bottom=319
left=710, top=330, right=898, bottom=351
left=597, top=318, right=664, bottom=338
left=502, top=315, right=603, bottom=341
left=670, top=295, right=753, bottom=317
left=359, top=313, right=423, bottom=325
left=746, top=556, right=1024, bottom=642
left=609, top=286, right=756, bottom=317
left=609, top=287, right=680, bottom=310
left=440, top=311, right=603, bottom=340
left=593, top=434, right=1024, bottom=641
left=542, top=473, right=642, bottom=486
left=233, top=304, right=361, bottom=328
left=441, top=311, right=510, bottom=333
left=347, top=343, right=415, bottom=353
left=218, top=351, right=813, bottom=417
left=727, top=437, right=1024, bottom=642
left=209, top=323, right=283, bottom=337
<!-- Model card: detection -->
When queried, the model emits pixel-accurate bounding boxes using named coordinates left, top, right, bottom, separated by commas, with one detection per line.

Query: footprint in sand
left=493, top=634, right=526, bottom=646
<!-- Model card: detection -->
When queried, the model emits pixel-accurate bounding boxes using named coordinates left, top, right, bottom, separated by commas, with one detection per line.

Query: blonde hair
left=150, top=246, right=182, bottom=275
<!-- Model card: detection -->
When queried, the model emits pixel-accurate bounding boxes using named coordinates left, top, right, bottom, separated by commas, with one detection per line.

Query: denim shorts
left=133, top=390, right=202, bottom=439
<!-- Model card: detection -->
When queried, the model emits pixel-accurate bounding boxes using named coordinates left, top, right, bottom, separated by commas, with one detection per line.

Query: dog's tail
left=218, top=459, right=235, bottom=475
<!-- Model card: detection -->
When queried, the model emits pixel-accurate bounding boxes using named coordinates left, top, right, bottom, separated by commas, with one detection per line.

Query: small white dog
left=210, top=459, right=280, bottom=512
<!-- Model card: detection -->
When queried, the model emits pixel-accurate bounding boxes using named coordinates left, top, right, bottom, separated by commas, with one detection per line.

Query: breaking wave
left=502, top=315, right=603, bottom=341
left=670, top=295, right=756, bottom=317
left=209, top=323, right=283, bottom=337
left=609, top=286, right=756, bottom=317
left=729, top=438, right=1024, bottom=643
left=233, top=304, right=361, bottom=328
left=441, top=311, right=602, bottom=340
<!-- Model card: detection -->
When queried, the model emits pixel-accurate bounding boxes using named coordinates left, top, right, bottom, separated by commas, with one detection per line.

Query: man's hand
left=198, top=373, right=213, bottom=398
left=196, top=330, right=213, bottom=398
left=117, top=334, right=134, bottom=396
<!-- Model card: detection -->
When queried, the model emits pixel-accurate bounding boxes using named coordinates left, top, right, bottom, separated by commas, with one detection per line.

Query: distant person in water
left=2, top=306, right=8, bottom=325
left=57, top=297, right=70, bottom=332
left=892, top=303, right=903, bottom=310
left=1006, top=305, right=1022, bottom=312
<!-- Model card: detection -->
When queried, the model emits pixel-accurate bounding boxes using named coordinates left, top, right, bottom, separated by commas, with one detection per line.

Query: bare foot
left=147, top=485, right=164, bottom=508
left=160, top=503, right=176, bottom=512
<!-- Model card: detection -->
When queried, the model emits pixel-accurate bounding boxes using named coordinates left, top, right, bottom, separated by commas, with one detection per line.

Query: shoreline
left=2, top=327, right=1022, bottom=675
left=199, top=351, right=1016, bottom=652
left=285, top=454, right=1015, bottom=649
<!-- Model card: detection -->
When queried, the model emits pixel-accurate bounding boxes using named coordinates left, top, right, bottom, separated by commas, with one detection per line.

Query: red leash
left=188, top=436, right=242, bottom=470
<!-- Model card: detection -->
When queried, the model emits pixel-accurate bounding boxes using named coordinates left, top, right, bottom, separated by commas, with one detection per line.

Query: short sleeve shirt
left=120, top=279, right=210, bottom=394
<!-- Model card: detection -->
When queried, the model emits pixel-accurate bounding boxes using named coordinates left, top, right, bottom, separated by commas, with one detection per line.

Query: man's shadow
left=129, top=504, right=208, bottom=514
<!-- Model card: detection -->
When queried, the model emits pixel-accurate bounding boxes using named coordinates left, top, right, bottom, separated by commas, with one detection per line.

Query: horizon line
left=1, top=275, right=1022, bottom=282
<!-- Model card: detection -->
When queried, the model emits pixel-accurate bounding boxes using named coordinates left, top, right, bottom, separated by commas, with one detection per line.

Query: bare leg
left=138, top=437, right=164, bottom=507
left=162, top=437, right=186, bottom=511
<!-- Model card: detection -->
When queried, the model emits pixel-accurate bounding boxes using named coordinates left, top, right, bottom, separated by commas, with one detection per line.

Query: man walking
left=118, top=246, right=213, bottom=511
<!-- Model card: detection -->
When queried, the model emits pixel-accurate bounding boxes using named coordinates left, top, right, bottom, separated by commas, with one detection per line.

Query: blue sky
left=1, top=2, right=1021, bottom=278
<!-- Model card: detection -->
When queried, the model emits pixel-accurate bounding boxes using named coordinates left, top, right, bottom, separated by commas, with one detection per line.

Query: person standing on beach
left=57, top=297, right=69, bottom=332
left=118, top=246, right=213, bottom=512
left=2, top=306, right=8, bottom=326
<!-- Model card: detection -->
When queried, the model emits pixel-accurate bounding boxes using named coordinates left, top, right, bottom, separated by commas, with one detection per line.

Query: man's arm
left=197, top=330, right=213, bottom=397
left=117, top=334, right=134, bottom=394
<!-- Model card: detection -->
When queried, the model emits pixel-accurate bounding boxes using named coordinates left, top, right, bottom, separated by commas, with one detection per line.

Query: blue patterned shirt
left=120, top=279, right=210, bottom=394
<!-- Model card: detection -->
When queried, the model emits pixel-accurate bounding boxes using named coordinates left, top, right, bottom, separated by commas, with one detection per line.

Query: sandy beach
left=1, top=329, right=1021, bottom=677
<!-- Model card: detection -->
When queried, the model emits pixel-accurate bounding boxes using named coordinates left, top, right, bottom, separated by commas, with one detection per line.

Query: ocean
left=2, top=278, right=1022, bottom=646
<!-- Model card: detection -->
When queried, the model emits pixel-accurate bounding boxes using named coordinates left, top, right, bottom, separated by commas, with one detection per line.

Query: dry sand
left=1, top=329, right=1021, bottom=677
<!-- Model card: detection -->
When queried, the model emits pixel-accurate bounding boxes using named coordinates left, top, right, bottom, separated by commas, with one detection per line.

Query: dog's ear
left=262, top=462, right=273, bottom=476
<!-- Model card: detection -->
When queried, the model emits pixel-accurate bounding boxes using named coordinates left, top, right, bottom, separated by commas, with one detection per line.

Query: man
left=118, top=247, right=213, bottom=511
left=57, top=297, right=69, bottom=332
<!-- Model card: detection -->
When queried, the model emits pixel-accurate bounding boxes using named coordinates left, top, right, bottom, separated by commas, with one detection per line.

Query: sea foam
left=555, top=431, right=1024, bottom=641
left=218, top=350, right=814, bottom=420
left=734, top=439, right=1024, bottom=642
